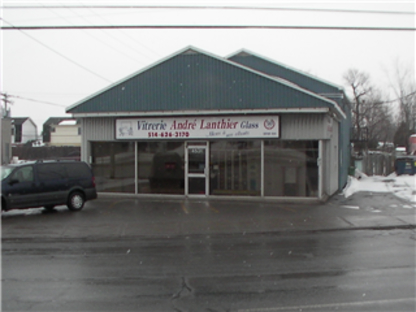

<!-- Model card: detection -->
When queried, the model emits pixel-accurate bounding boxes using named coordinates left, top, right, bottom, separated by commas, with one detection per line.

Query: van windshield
left=1, top=166, right=14, bottom=180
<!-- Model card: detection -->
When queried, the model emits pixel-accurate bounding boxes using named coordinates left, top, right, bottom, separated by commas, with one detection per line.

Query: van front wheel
left=67, top=192, right=85, bottom=211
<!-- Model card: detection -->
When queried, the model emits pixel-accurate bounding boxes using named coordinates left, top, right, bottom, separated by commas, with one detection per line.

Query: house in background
left=11, top=117, right=38, bottom=145
left=42, top=117, right=71, bottom=143
left=43, top=118, right=81, bottom=146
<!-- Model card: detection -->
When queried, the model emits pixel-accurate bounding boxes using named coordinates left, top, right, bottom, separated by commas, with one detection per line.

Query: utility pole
left=1, top=92, right=13, bottom=117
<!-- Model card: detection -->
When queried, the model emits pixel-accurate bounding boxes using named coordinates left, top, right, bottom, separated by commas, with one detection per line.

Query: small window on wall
left=90, top=142, right=135, bottom=193
left=264, top=140, right=319, bottom=197
left=15, top=125, right=22, bottom=143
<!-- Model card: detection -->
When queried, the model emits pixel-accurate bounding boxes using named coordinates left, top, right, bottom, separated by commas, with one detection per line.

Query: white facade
left=12, top=118, right=38, bottom=144
left=50, top=120, right=81, bottom=146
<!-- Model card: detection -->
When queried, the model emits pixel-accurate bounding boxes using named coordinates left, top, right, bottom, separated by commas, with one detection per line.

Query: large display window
left=264, top=140, right=319, bottom=197
left=137, top=142, right=185, bottom=194
left=91, top=142, right=135, bottom=193
left=210, top=140, right=261, bottom=196
left=90, top=139, right=319, bottom=197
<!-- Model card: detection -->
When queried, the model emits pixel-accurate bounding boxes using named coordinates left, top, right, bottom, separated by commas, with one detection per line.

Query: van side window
left=66, top=163, right=90, bottom=179
left=37, top=164, right=67, bottom=181
left=11, top=166, right=34, bottom=183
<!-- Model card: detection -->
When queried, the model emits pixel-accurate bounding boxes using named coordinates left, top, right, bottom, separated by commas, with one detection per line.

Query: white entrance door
left=185, top=143, right=209, bottom=196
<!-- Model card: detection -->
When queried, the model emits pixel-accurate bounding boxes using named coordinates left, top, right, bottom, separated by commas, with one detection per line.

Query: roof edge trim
left=69, top=107, right=331, bottom=118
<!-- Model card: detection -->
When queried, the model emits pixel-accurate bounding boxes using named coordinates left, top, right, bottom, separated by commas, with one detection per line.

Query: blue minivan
left=1, top=160, right=97, bottom=212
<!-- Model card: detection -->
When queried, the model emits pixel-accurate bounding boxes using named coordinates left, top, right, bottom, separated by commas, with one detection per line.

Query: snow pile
left=343, top=171, right=416, bottom=203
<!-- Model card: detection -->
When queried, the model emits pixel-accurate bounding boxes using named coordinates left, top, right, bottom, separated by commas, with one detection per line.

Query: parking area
left=2, top=192, right=415, bottom=241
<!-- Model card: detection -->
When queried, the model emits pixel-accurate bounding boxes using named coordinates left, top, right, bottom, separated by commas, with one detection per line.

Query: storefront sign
left=116, top=115, right=279, bottom=140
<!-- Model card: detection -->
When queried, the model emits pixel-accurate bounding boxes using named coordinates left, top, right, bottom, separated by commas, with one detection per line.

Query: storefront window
left=90, top=139, right=318, bottom=197
left=91, top=142, right=135, bottom=193
left=210, top=140, right=261, bottom=196
left=137, top=142, right=184, bottom=194
left=264, top=140, right=319, bottom=197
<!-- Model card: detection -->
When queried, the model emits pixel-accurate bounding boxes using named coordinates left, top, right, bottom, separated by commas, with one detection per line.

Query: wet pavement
left=2, top=191, right=416, bottom=312
left=2, top=191, right=415, bottom=239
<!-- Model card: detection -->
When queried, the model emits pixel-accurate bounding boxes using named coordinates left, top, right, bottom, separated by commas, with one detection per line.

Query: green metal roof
left=228, top=50, right=343, bottom=96
left=67, top=47, right=344, bottom=118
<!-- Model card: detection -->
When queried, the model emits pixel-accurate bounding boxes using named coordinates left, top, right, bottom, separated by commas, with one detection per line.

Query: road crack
left=172, top=276, right=193, bottom=300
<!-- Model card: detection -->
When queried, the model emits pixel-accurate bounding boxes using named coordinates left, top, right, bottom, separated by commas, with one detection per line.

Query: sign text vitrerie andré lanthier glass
left=116, top=116, right=279, bottom=140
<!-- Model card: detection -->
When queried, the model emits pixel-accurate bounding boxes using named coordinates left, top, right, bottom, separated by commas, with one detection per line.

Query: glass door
left=186, top=142, right=209, bottom=196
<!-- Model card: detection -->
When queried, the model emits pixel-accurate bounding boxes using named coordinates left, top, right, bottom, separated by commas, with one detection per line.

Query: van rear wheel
left=67, top=192, right=85, bottom=211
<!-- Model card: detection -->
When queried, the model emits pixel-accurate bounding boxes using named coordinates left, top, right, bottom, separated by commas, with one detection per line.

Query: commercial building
left=66, top=47, right=351, bottom=201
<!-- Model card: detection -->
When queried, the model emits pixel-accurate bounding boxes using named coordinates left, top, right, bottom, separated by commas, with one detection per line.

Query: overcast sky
left=1, top=0, right=415, bottom=134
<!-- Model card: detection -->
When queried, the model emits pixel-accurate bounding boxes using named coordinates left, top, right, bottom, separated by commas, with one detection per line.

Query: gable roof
left=227, top=49, right=344, bottom=97
left=67, top=46, right=345, bottom=119
left=12, top=117, right=37, bottom=129
left=12, top=117, right=29, bottom=126
left=43, top=117, right=76, bottom=127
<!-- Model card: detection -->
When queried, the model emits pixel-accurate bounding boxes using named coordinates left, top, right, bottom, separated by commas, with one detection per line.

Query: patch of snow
left=343, top=171, right=416, bottom=204
left=59, top=120, right=77, bottom=126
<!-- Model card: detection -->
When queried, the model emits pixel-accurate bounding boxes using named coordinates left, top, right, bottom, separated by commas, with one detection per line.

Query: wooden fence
left=12, top=146, right=80, bottom=162
left=352, top=152, right=395, bottom=176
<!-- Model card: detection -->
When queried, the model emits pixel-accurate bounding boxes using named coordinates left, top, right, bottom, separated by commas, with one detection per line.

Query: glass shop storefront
left=89, top=115, right=319, bottom=198
left=90, top=140, right=319, bottom=198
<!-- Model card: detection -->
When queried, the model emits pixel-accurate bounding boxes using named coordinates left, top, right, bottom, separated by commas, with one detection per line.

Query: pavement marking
left=237, top=297, right=416, bottom=312
left=279, top=206, right=297, bottom=213
left=202, top=201, right=219, bottom=213
left=209, top=204, right=219, bottom=213
left=181, top=202, right=189, bottom=214
left=341, top=205, right=360, bottom=210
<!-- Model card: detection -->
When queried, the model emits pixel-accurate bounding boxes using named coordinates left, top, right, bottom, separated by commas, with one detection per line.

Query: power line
left=1, top=25, right=415, bottom=31
left=45, top=6, right=148, bottom=64
left=362, top=91, right=416, bottom=105
left=83, top=5, right=162, bottom=58
left=0, top=18, right=113, bottom=83
left=386, top=91, right=416, bottom=104
left=1, top=93, right=67, bottom=107
left=1, top=5, right=414, bottom=16
left=72, top=5, right=158, bottom=61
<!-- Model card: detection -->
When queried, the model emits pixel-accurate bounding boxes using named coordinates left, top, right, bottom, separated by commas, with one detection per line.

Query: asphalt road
left=2, top=197, right=416, bottom=312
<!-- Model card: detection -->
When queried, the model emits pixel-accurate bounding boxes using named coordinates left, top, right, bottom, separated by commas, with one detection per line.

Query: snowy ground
left=343, top=171, right=416, bottom=206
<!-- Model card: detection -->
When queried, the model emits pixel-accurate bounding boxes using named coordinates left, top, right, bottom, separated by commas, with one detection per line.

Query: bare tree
left=343, top=69, right=371, bottom=141
left=387, top=61, right=416, bottom=147
left=343, top=69, right=393, bottom=149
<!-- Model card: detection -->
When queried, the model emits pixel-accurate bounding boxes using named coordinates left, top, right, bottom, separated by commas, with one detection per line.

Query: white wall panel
left=281, top=114, right=331, bottom=140
left=81, top=118, right=115, bottom=162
